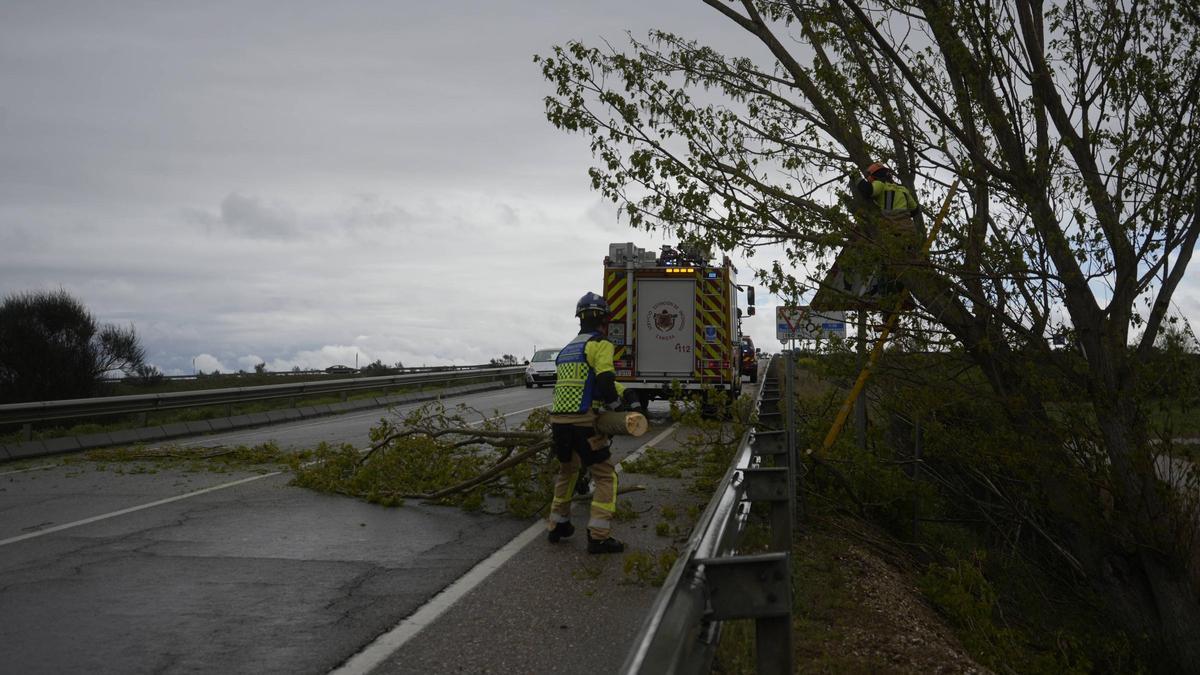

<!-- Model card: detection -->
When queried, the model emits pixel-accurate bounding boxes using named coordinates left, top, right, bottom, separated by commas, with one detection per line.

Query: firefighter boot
left=587, top=535, right=625, bottom=554
left=548, top=521, right=575, bottom=544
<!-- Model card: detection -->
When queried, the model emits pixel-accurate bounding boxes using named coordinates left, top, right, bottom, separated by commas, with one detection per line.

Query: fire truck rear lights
left=665, top=267, right=695, bottom=274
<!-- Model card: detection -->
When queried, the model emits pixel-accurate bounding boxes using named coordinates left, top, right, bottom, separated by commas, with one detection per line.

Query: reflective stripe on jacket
left=871, top=181, right=918, bottom=219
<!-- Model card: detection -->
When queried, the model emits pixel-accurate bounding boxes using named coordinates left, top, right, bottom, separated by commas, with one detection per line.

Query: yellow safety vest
left=870, top=181, right=918, bottom=220
left=551, top=333, right=624, bottom=415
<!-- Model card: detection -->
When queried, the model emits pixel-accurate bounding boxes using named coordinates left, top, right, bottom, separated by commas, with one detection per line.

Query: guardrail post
left=753, top=367, right=784, bottom=468
left=698, top=553, right=792, bottom=675
left=750, top=430, right=786, bottom=460
left=784, top=352, right=801, bottom=523
left=136, top=412, right=148, bottom=427
left=743, top=467, right=791, bottom=553
left=22, top=423, right=32, bottom=441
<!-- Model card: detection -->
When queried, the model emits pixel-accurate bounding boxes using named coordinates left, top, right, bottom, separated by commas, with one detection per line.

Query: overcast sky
left=3, top=2, right=1196, bottom=375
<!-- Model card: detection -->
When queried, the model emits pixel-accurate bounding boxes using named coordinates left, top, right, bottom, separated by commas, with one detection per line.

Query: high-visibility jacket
left=551, top=332, right=624, bottom=414
left=869, top=180, right=919, bottom=220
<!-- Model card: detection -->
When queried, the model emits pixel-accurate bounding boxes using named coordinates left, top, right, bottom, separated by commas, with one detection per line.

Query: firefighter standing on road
left=546, top=292, right=629, bottom=554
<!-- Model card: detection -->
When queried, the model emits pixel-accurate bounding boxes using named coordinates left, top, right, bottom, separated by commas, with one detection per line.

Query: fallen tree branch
left=358, top=427, right=545, bottom=465
left=401, top=441, right=553, bottom=500
left=294, top=402, right=649, bottom=517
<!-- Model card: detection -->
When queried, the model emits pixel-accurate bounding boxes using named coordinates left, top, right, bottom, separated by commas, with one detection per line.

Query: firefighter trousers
left=548, top=451, right=618, bottom=540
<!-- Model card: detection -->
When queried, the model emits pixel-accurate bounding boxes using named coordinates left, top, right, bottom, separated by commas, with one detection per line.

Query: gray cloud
left=219, top=193, right=300, bottom=238
left=184, top=192, right=303, bottom=239
left=341, top=194, right=420, bottom=234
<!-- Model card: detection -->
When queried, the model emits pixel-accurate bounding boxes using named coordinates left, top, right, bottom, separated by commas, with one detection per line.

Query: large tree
left=0, top=289, right=146, bottom=403
left=538, top=0, right=1200, bottom=667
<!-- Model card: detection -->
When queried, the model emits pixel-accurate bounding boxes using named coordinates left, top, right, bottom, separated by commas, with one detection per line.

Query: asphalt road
left=0, top=385, right=559, bottom=674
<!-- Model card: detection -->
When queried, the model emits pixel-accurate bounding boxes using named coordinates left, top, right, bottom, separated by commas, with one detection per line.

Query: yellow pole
left=813, top=179, right=959, bottom=457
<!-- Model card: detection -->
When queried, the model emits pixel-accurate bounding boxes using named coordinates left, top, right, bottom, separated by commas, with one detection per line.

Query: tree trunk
left=596, top=411, right=648, bottom=437
left=1094, top=391, right=1200, bottom=668
left=1138, top=551, right=1200, bottom=668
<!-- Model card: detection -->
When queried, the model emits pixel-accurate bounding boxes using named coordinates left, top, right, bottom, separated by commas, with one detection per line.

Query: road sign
left=776, top=306, right=847, bottom=341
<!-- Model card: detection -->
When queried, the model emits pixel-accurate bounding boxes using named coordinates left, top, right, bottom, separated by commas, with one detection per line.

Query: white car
left=524, top=348, right=560, bottom=388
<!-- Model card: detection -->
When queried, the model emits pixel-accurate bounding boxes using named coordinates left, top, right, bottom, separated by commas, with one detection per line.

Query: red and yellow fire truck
left=602, top=242, right=754, bottom=408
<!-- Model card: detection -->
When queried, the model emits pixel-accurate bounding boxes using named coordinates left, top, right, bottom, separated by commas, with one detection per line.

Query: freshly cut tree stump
left=596, top=411, right=649, bottom=437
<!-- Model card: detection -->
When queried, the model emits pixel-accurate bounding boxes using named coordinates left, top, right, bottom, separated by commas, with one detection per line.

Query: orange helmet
left=866, top=162, right=891, bottom=181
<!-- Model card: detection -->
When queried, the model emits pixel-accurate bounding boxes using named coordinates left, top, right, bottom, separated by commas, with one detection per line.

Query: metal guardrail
left=100, top=363, right=512, bottom=383
left=622, top=354, right=798, bottom=675
left=0, top=366, right=526, bottom=427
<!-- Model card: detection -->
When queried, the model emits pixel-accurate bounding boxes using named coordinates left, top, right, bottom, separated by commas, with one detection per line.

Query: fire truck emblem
left=654, top=309, right=678, bottom=331
left=647, top=300, right=684, bottom=340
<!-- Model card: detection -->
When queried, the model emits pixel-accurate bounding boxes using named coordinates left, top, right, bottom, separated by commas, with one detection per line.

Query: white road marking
left=0, top=472, right=282, bottom=547
left=467, top=405, right=544, bottom=426
left=1, top=404, right=550, bottom=548
left=327, top=421, right=681, bottom=675
left=0, top=463, right=60, bottom=477
left=329, top=521, right=545, bottom=675
left=617, top=423, right=680, bottom=472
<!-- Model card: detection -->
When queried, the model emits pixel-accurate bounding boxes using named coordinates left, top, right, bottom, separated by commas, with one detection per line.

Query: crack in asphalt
left=326, top=567, right=393, bottom=626
left=0, top=499, right=228, bottom=590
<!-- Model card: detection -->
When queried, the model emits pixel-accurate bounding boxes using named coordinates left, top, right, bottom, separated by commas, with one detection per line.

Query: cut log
left=596, top=411, right=649, bottom=437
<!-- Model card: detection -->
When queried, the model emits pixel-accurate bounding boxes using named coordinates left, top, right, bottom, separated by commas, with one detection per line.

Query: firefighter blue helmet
left=575, top=292, right=609, bottom=318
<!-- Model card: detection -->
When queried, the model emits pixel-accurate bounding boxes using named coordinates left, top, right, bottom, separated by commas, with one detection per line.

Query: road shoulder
left=370, top=420, right=707, bottom=675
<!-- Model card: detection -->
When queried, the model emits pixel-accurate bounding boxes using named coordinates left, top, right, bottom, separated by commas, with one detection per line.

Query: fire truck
left=602, top=242, right=754, bottom=408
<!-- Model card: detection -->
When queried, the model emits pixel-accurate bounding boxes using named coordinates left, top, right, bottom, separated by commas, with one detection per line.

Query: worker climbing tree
left=536, top=1, right=1200, bottom=669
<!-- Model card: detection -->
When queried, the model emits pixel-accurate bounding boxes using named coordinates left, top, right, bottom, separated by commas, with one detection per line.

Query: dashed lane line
left=0, top=472, right=283, bottom=547
left=0, top=464, right=60, bottom=477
